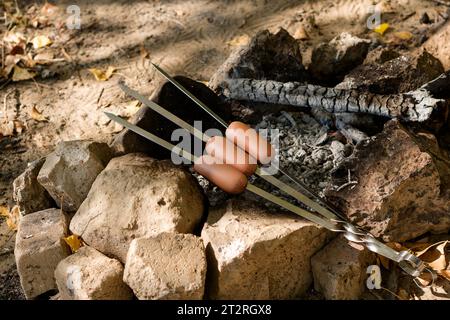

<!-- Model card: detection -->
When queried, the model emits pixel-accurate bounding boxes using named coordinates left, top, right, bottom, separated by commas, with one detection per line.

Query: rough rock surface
left=37, top=140, right=112, bottom=212
left=326, top=120, right=450, bottom=242
left=55, top=246, right=132, bottom=300
left=124, top=233, right=206, bottom=300
left=424, top=21, right=450, bottom=70
left=13, top=158, right=54, bottom=215
left=15, top=208, right=70, bottom=299
left=70, top=153, right=204, bottom=262
left=337, top=50, right=445, bottom=94
left=201, top=199, right=330, bottom=299
left=309, top=32, right=371, bottom=86
left=363, top=47, right=400, bottom=65
left=111, top=76, right=232, bottom=159
left=311, top=235, right=376, bottom=300
left=209, top=28, right=308, bottom=92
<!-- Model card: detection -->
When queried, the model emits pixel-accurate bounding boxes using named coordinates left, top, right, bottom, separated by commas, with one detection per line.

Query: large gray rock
left=55, top=246, right=133, bottom=300
left=311, top=234, right=376, bottom=300
left=111, top=76, right=232, bottom=159
left=326, top=120, right=450, bottom=242
left=15, top=208, right=70, bottom=299
left=124, top=233, right=206, bottom=300
left=13, top=158, right=54, bottom=215
left=309, top=32, right=370, bottom=86
left=70, top=153, right=204, bottom=263
left=37, top=140, right=112, bottom=212
left=201, top=199, right=330, bottom=299
left=209, top=28, right=308, bottom=93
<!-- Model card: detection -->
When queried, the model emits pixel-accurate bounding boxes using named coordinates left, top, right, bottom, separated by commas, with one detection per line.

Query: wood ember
left=221, top=77, right=446, bottom=122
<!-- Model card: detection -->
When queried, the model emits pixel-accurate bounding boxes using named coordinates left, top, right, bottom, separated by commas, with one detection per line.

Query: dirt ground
left=1, top=0, right=449, bottom=300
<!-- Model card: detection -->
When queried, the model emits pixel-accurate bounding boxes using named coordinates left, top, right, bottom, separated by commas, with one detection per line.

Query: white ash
left=195, top=111, right=354, bottom=208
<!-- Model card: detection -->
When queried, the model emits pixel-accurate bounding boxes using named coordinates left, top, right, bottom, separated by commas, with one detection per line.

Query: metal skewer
left=107, top=66, right=429, bottom=278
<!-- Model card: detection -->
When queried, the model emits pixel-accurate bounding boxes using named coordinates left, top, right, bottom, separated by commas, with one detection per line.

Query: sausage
left=225, top=121, right=275, bottom=165
left=205, top=136, right=257, bottom=176
left=193, top=155, right=248, bottom=194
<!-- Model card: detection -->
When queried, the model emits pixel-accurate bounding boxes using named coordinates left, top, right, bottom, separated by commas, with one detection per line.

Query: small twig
left=335, top=169, right=358, bottom=191
left=431, top=0, right=450, bottom=7
left=96, top=87, right=104, bottom=106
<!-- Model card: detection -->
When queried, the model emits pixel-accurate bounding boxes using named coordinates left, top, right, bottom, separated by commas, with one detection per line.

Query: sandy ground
left=1, top=0, right=448, bottom=299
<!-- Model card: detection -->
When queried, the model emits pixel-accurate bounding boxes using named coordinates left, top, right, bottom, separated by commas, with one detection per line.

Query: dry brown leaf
left=88, top=66, right=116, bottom=81
left=30, top=106, right=48, bottom=122
left=31, top=35, right=52, bottom=49
left=439, top=270, right=450, bottom=280
left=12, top=66, right=36, bottom=82
left=419, top=241, right=448, bottom=271
left=397, top=288, right=410, bottom=300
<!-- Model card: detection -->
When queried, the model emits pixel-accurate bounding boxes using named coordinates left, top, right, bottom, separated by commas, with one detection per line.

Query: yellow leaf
left=31, top=35, right=52, bottom=49
left=374, top=23, right=390, bottom=35
left=0, top=206, right=9, bottom=217
left=12, top=66, right=36, bottom=82
left=30, top=106, right=48, bottom=122
left=88, top=66, right=116, bottom=81
left=0, top=205, right=20, bottom=231
left=64, top=234, right=83, bottom=253
left=227, top=34, right=250, bottom=47
left=394, top=31, right=413, bottom=40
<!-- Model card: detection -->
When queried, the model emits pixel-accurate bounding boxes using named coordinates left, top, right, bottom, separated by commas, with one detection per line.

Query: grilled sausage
left=225, top=121, right=275, bottom=165
left=193, top=155, right=248, bottom=194
left=205, top=136, right=257, bottom=176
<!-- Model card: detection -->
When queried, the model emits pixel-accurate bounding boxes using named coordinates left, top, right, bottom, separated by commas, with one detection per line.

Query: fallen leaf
left=0, top=121, right=15, bottom=136
left=30, top=106, right=48, bottom=122
left=31, top=35, right=52, bottom=49
left=374, top=23, right=390, bottom=35
left=14, top=120, right=24, bottom=134
left=88, top=66, right=116, bottom=81
left=0, top=205, right=20, bottom=231
left=3, top=32, right=26, bottom=44
left=125, top=100, right=141, bottom=115
left=418, top=241, right=448, bottom=271
left=294, top=25, right=309, bottom=40
left=393, top=31, right=413, bottom=40
left=64, top=234, right=83, bottom=253
left=439, top=270, right=450, bottom=280
left=397, top=288, right=410, bottom=300
left=227, top=34, right=250, bottom=47
left=33, top=52, right=55, bottom=64
left=9, top=44, right=25, bottom=56
left=12, top=66, right=36, bottom=82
